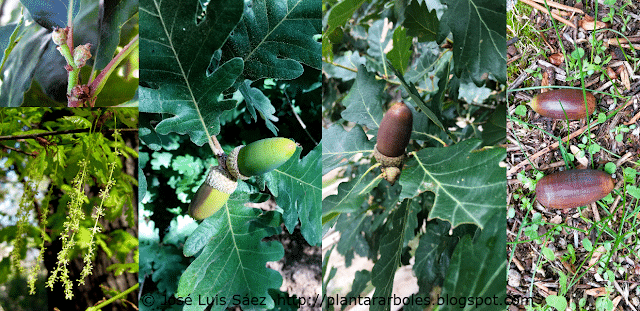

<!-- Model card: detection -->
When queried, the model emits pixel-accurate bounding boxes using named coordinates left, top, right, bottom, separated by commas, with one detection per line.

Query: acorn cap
left=188, top=165, right=237, bottom=220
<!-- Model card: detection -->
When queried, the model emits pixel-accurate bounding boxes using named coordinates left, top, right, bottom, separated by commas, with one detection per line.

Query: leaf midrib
left=243, top=0, right=305, bottom=62
left=152, top=0, right=213, bottom=149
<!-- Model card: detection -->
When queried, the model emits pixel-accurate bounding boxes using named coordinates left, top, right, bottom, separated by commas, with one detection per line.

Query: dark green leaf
left=441, top=210, right=506, bottom=310
left=178, top=193, right=283, bottom=311
left=20, top=0, right=81, bottom=30
left=440, top=0, right=506, bottom=84
left=0, top=25, right=50, bottom=107
left=403, top=1, right=439, bottom=42
left=239, top=80, right=279, bottom=135
left=340, top=65, right=386, bottom=129
left=266, top=144, right=322, bottom=246
left=139, top=0, right=244, bottom=144
left=321, top=124, right=375, bottom=175
left=93, top=0, right=138, bottom=69
left=223, top=0, right=322, bottom=81
left=481, top=104, right=506, bottom=146
left=399, top=139, right=505, bottom=229
left=370, top=200, right=413, bottom=311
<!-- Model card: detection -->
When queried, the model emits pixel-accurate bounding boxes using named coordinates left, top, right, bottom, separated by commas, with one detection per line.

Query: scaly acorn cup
left=373, top=102, right=413, bottom=184
left=188, top=165, right=238, bottom=220
left=227, top=137, right=297, bottom=180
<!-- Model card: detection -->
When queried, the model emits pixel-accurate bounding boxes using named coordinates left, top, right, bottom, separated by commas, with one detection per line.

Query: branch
left=0, top=128, right=138, bottom=142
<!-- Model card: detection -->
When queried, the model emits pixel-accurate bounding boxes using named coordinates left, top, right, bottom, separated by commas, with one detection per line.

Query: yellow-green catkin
left=47, top=159, right=89, bottom=299
left=78, top=131, right=120, bottom=284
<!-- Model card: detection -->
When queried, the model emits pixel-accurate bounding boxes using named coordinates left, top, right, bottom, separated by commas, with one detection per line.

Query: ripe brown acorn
left=529, top=89, right=596, bottom=120
left=373, top=102, right=413, bottom=184
left=535, top=169, right=614, bottom=210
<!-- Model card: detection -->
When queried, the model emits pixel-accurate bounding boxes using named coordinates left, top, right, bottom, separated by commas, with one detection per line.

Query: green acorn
left=227, top=137, right=297, bottom=180
left=188, top=165, right=238, bottom=220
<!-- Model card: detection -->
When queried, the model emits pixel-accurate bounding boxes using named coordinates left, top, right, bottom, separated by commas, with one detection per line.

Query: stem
left=87, top=283, right=139, bottom=311
left=68, top=67, right=80, bottom=95
left=58, top=44, right=74, bottom=67
left=67, top=0, right=74, bottom=28
left=89, top=35, right=139, bottom=98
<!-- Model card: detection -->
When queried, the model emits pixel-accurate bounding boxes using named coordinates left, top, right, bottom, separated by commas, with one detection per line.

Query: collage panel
left=138, top=0, right=322, bottom=310
left=322, top=0, right=508, bottom=310
left=0, top=0, right=138, bottom=107
left=0, top=108, right=139, bottom=310
left=507, top=0, right=640, bottom=310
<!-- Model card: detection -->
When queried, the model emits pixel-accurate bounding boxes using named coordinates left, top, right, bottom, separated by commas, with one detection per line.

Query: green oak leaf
left=223, top=0, right=322, bottom=81
left=340, top=65, right=386, bottom=129
left=386, top=26, right=412, bottom=75
left=266, top=144, right=322, bottom=246
left=441, top=210, right=507, bottom=311
left=139, top=0, right=244, bottom=145
left=177, top=193, right=283, bottom=311
left=399, top=139, right=506, bottom=229
left=404, top=1, right=439, bottom=42
left=321, top=124, right=375, bottom=175
left=440, top=0, right=506, bottom=84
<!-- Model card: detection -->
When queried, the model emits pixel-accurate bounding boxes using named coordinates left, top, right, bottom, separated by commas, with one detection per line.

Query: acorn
left=373, top=102, right=413, bottom=184
left=535, top=169, right=614, bottom=210
left=188, top=165, right=238, bottom=220
left=227, top=137, right=297, bottom=180
left=529, top=89, right=596, bottom=120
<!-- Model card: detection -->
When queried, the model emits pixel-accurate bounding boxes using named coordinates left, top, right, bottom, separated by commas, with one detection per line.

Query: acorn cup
left=188, top=165, right=238, bottom=220
left=373, top=102, right=413, bottom=184
left=188, top=137, right=297, bottom=220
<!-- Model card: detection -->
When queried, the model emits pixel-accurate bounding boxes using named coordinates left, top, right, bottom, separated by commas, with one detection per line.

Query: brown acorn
left=535, top=169, right=614, bottom=210
left=529, top=89, right=596, bottom=120
left=373, top=102, right=413, bottom=184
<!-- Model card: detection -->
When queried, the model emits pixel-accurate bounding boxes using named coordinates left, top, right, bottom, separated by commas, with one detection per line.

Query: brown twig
left=520, top=0, right=577, bottom=28
left=530, top=0, right=584, bottom=14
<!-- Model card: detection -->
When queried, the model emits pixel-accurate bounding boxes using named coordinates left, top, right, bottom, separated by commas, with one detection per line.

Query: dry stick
left=507, top=97, right=636, bottom=176
left=530, top=0, right=584, bottom=14
left=624, top=110, right=640, bottom=126
left=520, top=0, right=577, bottom=28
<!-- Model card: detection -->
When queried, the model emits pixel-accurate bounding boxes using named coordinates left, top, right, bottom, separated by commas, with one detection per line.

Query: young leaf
left=399, top=139, right=506, bottom=229
left=177, top=193, right=284, bottom=311
left=386, top=27, right=412, bottom=75
left=139, top=0, right=244, bottom=145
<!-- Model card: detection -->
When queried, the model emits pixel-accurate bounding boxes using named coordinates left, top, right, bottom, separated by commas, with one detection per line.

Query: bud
left=73, top=44, right=92, bottom=68
left=52, top=27, right=67, bottom=45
